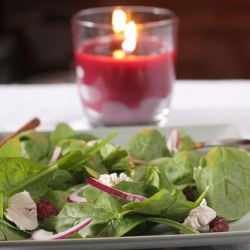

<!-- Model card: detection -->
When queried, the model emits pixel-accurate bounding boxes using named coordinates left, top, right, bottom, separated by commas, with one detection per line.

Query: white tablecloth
left=0, top=80, right=250, bottom=137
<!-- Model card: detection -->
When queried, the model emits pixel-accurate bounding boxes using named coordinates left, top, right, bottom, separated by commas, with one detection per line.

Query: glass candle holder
left=71, top=6, right=178, bottom=127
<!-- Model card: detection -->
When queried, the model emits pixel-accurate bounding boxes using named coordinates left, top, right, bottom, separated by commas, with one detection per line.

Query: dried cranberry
left=183, top=189, right=193, bottom=201
left=37, top=200, right=59, bottom=220
left=209, top=217, right=229, bottom=232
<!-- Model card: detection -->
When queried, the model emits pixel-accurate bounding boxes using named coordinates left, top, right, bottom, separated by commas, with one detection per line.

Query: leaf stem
left=195, top=186, right=210, bottom=205
left=147, top=217, right=199, bottom=234
left=67, top=131, right=117, bottom=171
left=4, top=164, right=58, bottom=197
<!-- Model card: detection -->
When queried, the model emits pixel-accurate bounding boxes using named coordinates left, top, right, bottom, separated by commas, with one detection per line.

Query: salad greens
left=0, top=123, right=250, bottom=241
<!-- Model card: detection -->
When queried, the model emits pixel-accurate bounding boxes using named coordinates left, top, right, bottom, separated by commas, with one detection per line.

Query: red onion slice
left=167, top=128, right=180, bottom=154
left=48, top=147, right=62, bottom=165
left=31, top=217, right=93, bottom=240
left=86, top=177, right=147, bottom=202
left=67, top=184, right=90, bottom=204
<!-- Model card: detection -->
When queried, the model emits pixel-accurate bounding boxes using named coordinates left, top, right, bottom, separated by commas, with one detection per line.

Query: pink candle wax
left=75, top=37, right=176, bottom=125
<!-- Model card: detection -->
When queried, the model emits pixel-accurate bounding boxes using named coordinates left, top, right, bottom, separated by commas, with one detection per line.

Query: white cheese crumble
left=5, top=190, right=38, bottom=230
left=180, top=199, right=216, bottom=233
left=99, top=173, right=133, bottom=187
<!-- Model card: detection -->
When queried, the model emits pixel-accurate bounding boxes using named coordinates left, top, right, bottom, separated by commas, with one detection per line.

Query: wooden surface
left=1, top=0, right=250, bottom=81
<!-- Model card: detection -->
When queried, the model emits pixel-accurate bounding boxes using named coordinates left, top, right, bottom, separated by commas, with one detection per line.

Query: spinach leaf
left=57, top=139, right=108, bottom=178
left=157, top=186, right=209, bottom=222
left=59, top=139, right=88, bottom=155
left=196, top=147, right=250, bottom=221
left=0, top=138, right=21, bottom=157
left=71, top=133, right=98, bottom=142
left=148, top=151, right=194, bottom=186
left=146, top=166, right=176, bottom=194
left=55, top=131, right=117, bottom=172
left=130, top=164, right=148, bottom=182
left=122, top=183, right=209, bottom=223
left=98, top=214, right=147, bottom=237
left=0, top=219, right=31, bottom=241
left=53, top=195, right=114, bottom=237
left=114, top=180, right=158, bottom=199
left=99, top=142, right=131, bottom=172
left=123, top=128, right=169, bottom=161
left=178, top=132, right=201, bottom=167
left=47, top=170, right=73, bottom=190
left=53, top=190, right=72, bottom=211
left=50, top=123, right=77, bottom=143
left=51, top=123, right=98, bottom=142
left=178, top=132, right=196, bottom=151
left=146, top=217, right=198, bottom=234
left=18, top=130, right=49, bottom=162
left=122, top=189, right=176, bottom=216
left=0, top=157, right=58, bottom=198
left=81, top=185, right=103, bottom=203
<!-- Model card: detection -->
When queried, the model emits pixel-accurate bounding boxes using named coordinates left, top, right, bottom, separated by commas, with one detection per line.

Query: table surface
left=1, top=79, right=250, bottom=250
left=0, top=79, right=250, bottom=137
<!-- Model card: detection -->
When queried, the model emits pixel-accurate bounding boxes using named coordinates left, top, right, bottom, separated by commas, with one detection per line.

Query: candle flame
left=112, top=10, right=127, bottom=33
left=112, top=50, right=126, bottom=59
left=122, top=21, right=137, bottom=53
left=112, top=10, right=137, bottom=55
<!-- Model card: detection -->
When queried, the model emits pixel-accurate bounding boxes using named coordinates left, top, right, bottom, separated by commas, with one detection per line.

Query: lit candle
left=72, top=6, right=178, bottom=126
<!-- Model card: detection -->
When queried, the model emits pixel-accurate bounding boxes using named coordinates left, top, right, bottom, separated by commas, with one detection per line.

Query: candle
left=72, top=6, right=178, bottom=126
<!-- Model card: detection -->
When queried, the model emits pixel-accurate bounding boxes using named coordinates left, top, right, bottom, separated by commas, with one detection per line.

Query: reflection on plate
left=1, top=123, right=250, bottom=250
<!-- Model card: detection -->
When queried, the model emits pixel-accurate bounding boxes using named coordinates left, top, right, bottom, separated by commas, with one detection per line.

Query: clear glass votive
left=71, top=6, right=178, bottom=127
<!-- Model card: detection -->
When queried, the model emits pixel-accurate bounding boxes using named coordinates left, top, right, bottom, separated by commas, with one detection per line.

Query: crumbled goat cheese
left=180, top=199, right=216, bottom=233
left=99, top=173, right=133, bottom=187
left=5, top=191, right=38, bottom=230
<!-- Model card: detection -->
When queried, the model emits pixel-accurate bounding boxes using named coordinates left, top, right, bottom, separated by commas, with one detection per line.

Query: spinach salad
left=1, top=123, right=250, bottom=241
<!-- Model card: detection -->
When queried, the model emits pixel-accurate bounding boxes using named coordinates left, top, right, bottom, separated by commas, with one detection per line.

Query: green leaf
left=0, top=219, right=31, bottom=241
left=53, top=189, right=72, bottom=211
left=54, top=203, right=109, bottom=237
left=0, top=138, right=21, bottom=157
left=148, top=151, right=194, bottom=186
left=99, top=214, right=146, bottom=237
left=146, top=166, right=176, bottom=194
left=114, top=180, right=158, bottom=199
left=50, top=123, right=77, bottom=143
left=146, top=217, right=198, bottom=234
left=157, top=187, right=209, bottom=222
left=58, top=139, right=88, bottom=155
left=56, top=131, right=117, bottom=172
left=178, top=132, right=196, bottom=151
left=93, top=192, right=121, bottom=215
left=102, top=148, right=131, bottom=172
left=123, top=128, right=169, bottom=161
left=18, top=130, right=49, bottom=161
left=0, top=157, right=58, bottom=197
left=47, top=169, right=73, bottom=190
left=196, top=147, right=250, bottom=221
left=70, top=133, right=98, bottom=142
left=81, top=185, right=103, bottom=203
left=0, top=193, right=3, bottom=219
left=123, top=189, right=175, bottom=215
left=84, top=153, right=108, bottom=178
left=160, top=193, right=197, bottom=221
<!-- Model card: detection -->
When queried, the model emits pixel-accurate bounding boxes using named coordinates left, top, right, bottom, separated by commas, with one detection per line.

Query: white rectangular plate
left=1, top=123, right=250, bottom=250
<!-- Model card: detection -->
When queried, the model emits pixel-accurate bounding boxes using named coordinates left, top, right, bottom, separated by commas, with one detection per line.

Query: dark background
left=1, top=0, right=250, bottom=83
